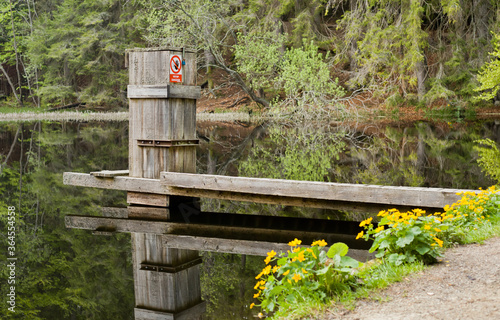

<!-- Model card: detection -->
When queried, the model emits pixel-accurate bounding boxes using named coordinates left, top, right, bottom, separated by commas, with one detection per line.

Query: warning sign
left=169, top=54, right=183, bottom=83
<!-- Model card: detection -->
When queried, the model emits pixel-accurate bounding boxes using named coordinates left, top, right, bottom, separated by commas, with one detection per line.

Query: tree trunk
left=0, top=64, right=23, bottom=106
left=205, top=49, right=215, bottom=90
left=9, top=0, right=23, bottom=106
left=416, top=54, right=427, bottom=99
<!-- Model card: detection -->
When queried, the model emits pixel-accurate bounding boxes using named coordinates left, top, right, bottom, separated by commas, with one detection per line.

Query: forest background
left=0, top=0, right=500, bottom=112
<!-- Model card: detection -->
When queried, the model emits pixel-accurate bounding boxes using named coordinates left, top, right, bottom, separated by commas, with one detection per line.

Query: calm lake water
left=0, top=117, right=499, bottom=319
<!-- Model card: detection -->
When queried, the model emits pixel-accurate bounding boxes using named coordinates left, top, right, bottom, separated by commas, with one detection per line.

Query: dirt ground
left=324, top=237, right=500, bottom=320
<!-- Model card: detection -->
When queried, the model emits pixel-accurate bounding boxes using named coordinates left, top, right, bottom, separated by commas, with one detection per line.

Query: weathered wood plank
left=128, top=191, right=169, bottom=207
left=90, top=170, right=129, bottom=178
left=161, top=172, right=474, bottom=208
left=134, top=301, right=206, bottom=320
left=162, top=235, right=373, bottom=261
left=127, top=85, right=201, bottom=99
left=63, top=172, right=469, bottom=210
left=65, top=215, right=370, bottom=250
left=128, top=205, right=169, bottom=220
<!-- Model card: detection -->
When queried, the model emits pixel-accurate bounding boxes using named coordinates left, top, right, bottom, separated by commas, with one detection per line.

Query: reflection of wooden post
left=126, top=48, right=204, bottom=319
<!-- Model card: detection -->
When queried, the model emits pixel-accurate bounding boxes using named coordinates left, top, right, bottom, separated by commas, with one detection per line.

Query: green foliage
left=358, top=186, right=500, bottom=266
left=251, top=239, right=361, bottom=318
left=277, top=41, right=344, bottom=108
left=234, top=26, right=285, bottom=95
left=25, top=0, right=144, bottom=107
left=475, top=32, right=500, bottom=101
left=474, top=139, right=500, bottom=183
left=358, top=209, right=446, bottom=265
left=439, top=187, right=500, bottom=243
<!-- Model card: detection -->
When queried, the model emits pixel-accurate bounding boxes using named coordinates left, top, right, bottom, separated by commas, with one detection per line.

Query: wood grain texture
left=64, top=172, right=472, bottom=210
left=65, top=215, right=371, bottom=250
left=162, top=235, right=373, bottom=261
left=127, top=192, right=169, bottom=207
left=161, top=172, right=473, bottom=208
left=127, top=85, right=201, bottom=99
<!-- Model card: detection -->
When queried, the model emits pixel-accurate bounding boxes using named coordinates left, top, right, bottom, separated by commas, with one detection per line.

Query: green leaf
left=415, top=243, right=431, bottom=255
left=396, top=232, right=414, bottom=247
left=327, top=242, right=349, bottom=258
left=339, top=256, right=361, bottom=268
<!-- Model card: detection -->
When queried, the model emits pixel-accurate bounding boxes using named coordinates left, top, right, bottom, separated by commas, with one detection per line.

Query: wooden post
left=126, top=48, right=204, bottom=320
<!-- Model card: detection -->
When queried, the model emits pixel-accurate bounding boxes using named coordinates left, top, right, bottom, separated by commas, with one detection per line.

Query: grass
left=0, top=105, right=46, bottom=114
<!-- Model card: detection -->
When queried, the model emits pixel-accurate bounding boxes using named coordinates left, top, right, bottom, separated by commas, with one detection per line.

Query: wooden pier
left=63, top=47, right=478, bottom=320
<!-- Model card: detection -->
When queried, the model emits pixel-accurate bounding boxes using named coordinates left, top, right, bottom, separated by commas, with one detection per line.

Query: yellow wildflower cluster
left=288, top=238, right=302, bottom=246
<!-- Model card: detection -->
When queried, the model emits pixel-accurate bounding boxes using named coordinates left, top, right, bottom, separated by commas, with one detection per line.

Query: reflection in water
left=0, top=119, right=499, bottom=319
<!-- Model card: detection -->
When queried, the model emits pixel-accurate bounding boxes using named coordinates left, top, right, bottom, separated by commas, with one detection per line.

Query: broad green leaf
left=327, top=242, right=349, bottom=258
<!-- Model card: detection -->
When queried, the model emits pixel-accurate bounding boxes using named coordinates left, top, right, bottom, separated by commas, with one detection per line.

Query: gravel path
left=325, top=237, right=500, bottom=320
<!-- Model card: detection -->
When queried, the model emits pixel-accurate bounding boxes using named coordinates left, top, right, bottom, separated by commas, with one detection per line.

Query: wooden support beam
left=64, top=215, right=371, bottom=250
left=134, top=302, right=206, bottom=320
left=127, top=85, right=201, bottom=100
left=64, top=172, right=465, bottom=211
left=90, top=170, right=129, bottom=178
left=162, top=172, right=474, bottom=208
left=161, top=235, right=373, bottom=261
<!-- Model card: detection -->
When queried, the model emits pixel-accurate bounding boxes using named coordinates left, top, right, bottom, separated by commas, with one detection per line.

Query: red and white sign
left=169, top=54, right=183, bottom=83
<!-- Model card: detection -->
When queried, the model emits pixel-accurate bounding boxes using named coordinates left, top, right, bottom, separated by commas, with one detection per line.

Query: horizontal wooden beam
left=64, top=215, right=371, bottom=250
left=90, top=170, right=129, bottom=178
left=64, top=172, right=476, bottom=209
left=161, top=235, right=373, bottom=261
left=134, top=301, right=206, bottom=320
left=127, top=85, right=201, bottom=99
left=162, top=172, right=473, bottom=209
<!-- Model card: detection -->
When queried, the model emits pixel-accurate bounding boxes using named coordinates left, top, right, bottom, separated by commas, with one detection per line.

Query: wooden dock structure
left=63, top=47, right=479, bottom=320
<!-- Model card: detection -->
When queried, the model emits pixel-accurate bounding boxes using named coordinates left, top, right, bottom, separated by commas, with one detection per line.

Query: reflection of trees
left=347, top=126, right=425, bottom=187
left=239, top=122, right=346, bottom=182
left=0, top=121, right=133, bottom=319
left=341, top=121, right=497, bottom=189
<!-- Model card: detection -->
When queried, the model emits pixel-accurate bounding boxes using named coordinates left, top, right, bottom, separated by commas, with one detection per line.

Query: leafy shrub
left=359, top=186, right=500, bottom=265
left=250, top=239, right=361, bottom=317
left=439, top=187, right=500, bottom=243
left=358, top=209, right=446, bottom=265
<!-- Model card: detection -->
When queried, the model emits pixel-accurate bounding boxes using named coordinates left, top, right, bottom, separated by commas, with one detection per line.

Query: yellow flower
left=254, top=280, right=265, bottom=290
left=293, top=247, right=301, bottom=253
left=264, top=256, right=272, bottom=265
left=359, top=217, right=373, bottom=227
left=424, top=225, right=431, bottom=230
left=272, top=265, right=280, bottom=273
left=292, top=273, right=302, bottom=282
left=283, top=270, right=290, bottom=276
left=267, top=250, right=277, bottom=258
left=434, top=237, right=443, bottom=247
left=302, top=268, right=308, bottom=274
left=253, top=292, right=260, bottom=298
left=262, top=265, right=272, bottom=275
left=312, top=239, right=327, bottom=247
left=306, top=248, right=317, bottom=259
left=374, top=226, right=385, bottom=233
left=434, top=228, right=442, bottom=232
left=356, top=231, right=364, bottom=240
left=250, top=303, right=255, bottom=309
left=377, top=210, right=387, bottom=217
left=297, top=251, right=305, bottom=262
left=288, top=238, right=302, bottom=246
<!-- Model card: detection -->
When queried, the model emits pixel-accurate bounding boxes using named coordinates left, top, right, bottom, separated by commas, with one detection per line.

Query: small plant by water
left=250, top=239, right=362, bottom=318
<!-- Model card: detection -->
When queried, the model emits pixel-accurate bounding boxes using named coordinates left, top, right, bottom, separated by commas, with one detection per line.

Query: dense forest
left=0, top=0, right=499, bottom=110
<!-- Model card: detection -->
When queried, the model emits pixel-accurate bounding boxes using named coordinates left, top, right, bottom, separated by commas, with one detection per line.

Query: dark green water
left=0, top=118, right=498, bottom=319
